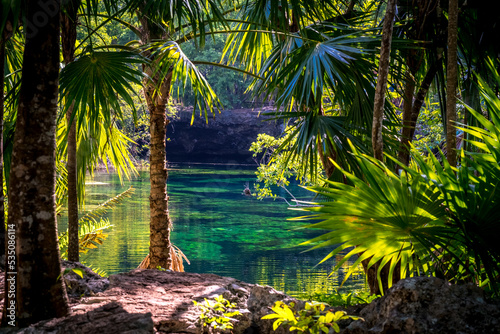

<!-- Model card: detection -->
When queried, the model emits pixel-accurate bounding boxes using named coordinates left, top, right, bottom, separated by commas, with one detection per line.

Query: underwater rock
left=343, top=276, right=500, bottom=334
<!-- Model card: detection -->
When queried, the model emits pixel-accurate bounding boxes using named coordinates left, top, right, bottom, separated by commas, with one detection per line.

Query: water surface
left=63, top=165, right=366, bottom=296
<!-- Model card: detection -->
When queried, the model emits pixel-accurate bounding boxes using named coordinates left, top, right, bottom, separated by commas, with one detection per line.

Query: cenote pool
left=60, top=164, right=366, bottom=297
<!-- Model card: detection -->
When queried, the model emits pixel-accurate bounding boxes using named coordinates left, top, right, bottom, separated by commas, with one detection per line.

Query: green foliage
left=413, top=101, right=465, bottom=153
left=300, top=290, right=379, bottom=308
left=413, top=102, right=445, bottom=152
left=295, top=69, right=500, bottom=294
left=262, top=301, right=359, bottom=333
left=193, top=295, right=242, bottom=332
left=59, top=186, right=134, bottom=259
left=250, top=131, right=321, bottom=199
left=177, top=34, right=251, bottom=110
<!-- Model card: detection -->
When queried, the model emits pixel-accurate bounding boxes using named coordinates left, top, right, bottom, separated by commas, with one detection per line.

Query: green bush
left=262, top=300, right=359, bottom=333
left=295, top=63, right=500, bottom=295
left=193, top=295, right=242, bottom=332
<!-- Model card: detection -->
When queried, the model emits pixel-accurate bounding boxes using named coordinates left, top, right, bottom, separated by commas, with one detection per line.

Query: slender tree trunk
left=2, top=0, right=69, bottom=327
left=66, top=102, right=78, bottom=261
left=397, top=63, right=439, bottom=165
left=446, top=0, right=458, bottom=166
left=372, top=0, right=397, bottom=161
left=140, top=17, right=173, bottom=269
left=366, top=0, right=397, bottom=295
left=397, top=73, right=416, bottom=166
left=61, top=0, right=82, bottom=262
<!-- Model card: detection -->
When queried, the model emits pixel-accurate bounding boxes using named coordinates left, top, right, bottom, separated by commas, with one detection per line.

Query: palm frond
left=79, top=186, right=135, bottom=223
left=151, top=41, right=222, bottom=123
left=58, top=186, right=135, bottom=258
left=59, top=50, right=145, bottom=131
left=295, top=142, right=451, bottom=293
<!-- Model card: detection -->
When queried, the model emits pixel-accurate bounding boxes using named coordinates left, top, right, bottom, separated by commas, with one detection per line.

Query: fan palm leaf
left=295, top=142, right=452, bottom=293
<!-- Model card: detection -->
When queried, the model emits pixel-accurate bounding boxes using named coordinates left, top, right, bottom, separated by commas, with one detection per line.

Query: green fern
left=59, top=186, right=134, bottom=259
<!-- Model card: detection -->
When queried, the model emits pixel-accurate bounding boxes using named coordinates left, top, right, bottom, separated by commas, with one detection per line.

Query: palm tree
left=225, top=0, right=395, bottom=183
left=2, top=0, right=69, bottom=326
left=372, top=0, right=396, bottom=161
left=124, top=0, right=225, bottom=269
left=445, top=0, right=458, bottom=167
left=61, top=0, right=82, bottom=262
left=59, top=0, right=142, bottom=262
left=296, top=68, right=500, bottom=294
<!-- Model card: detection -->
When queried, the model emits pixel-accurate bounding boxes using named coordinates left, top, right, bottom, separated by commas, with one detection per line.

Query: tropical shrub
left=300, top=290, right=379, bottom=308
left=262, top=300, right=359, bottom=333
left=193, top=295, right=242, bottom=332
left=295, top=68, right=500, bottom=295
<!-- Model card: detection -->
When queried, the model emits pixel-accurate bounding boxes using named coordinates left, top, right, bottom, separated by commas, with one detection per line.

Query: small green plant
left=300, top=290, right=379, bottom=308
left=262, top=301, right=360, bottom=333
left=193, top=295, right=242, bottom=332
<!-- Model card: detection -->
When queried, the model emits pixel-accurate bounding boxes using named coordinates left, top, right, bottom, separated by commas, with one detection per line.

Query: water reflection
left=61, top=165, right=366, bottom=296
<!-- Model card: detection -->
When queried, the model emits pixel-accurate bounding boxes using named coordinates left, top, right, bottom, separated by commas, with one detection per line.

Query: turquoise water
left=63, top=165, right=366, bottom=296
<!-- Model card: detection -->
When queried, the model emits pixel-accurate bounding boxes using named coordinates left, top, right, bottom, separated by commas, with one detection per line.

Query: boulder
left=15, top=269, right=298, bottom=333
left=3, top=270, right=499, bottom=334
left=344, top=276, right=500, bottom=334
left=61, top=261, right=110, bottom=299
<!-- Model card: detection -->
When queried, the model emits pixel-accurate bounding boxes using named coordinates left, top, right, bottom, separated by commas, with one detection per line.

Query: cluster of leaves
left=300, top=290, right=379, bottom=308
left=193, top=295, right=242, bottom=332
left=177, top=34, right=252, bottom=110
left=250, top=130, right=322, bottom=199
left=295, top=64, right=500, bottom=295
left=262, top=301, right=359, bottom=333
left=412, top=101, right=465, bottom=153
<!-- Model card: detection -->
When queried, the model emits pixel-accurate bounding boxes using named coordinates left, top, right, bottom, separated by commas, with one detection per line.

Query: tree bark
left=397, top=63, right=439, bottom=165
left=372, top=0, right=397, bottom=161
left=366, top=0, right=397, bottom=295
left=65, top=102, right=78, bottom=261
left=2, top=0, right=69, bottom=327
left=446, top=0, right=458, bottom=166
left=61, top=0, right=81, bottom=262
left=397, top=73, right=416, bottom=166
left=140, top=16, right=173, bottom=269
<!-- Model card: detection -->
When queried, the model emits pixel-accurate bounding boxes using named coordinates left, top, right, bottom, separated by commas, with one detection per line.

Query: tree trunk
left=446, top=0, right=458, bottom=166
left=372, top=0, right=397, bottom=161
left=366, top=0, right=397, bottom=295
left=140, top=17, right=173, bottom=269
left=66, top=102, right=78, bottom=261
left=397, top=73, right=416, bottom=166
left=2, top=0, right=69, bottom=327
left=397, top=63, right=439, bottom=165
left=61, top=0, right=82, bottom=262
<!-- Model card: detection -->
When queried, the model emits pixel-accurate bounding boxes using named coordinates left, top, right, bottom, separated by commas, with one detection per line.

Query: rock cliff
left=166, top=108, right=283, bottom=164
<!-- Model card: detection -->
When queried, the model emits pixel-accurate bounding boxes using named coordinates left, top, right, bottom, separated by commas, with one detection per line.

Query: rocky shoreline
left=0, top=262, right=499, bottom=333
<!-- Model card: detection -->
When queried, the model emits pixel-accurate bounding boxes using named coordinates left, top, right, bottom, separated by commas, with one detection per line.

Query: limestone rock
left=166, top=107, right=283, bottom=164
left=61, top=261, right=110, bottom=298
left=18, top=301, right=154, bottom=334
left=13, top=269, right=297, bottom=333
left=344, top=276, right=500, bottom=334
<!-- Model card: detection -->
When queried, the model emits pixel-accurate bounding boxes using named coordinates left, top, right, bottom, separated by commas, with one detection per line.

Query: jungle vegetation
left=0, top=0, right=499, bottom=328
